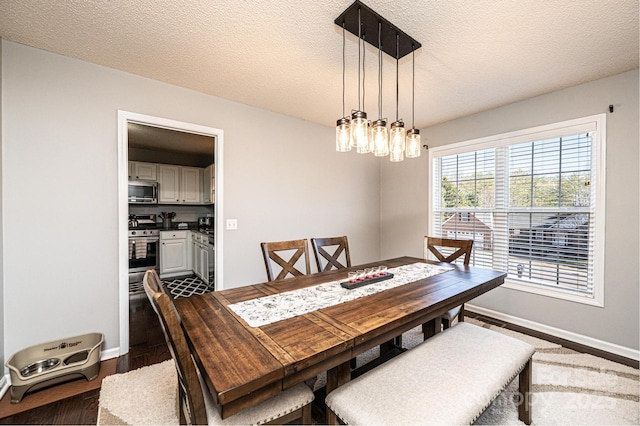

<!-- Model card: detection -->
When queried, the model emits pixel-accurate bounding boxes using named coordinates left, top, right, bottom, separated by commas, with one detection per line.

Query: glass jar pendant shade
left=372, top=119, right=389, bottom=156
left=389, top=120, right=406, bottom=162
left=351, top=110, right=369, bottom=153
left=405, top=128, right=421, bottom=158
left=336, top=117, right=351, bottom=152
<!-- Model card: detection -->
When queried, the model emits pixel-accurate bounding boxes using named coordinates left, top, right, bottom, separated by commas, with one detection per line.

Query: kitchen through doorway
left=118, top=111, right=224, bottom=356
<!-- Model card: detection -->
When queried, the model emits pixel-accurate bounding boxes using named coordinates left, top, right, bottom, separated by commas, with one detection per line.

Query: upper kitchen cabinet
left=203, top=164, right=214, bottom=204
left=129, top=161, right=157, bottom=181
left=158, top=165, right=202, bottom=204
left=181, top=167, right=202, bottom=204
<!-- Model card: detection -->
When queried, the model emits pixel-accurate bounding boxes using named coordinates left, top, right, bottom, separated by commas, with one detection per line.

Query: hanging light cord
left=362, top=30, right=366, bottom=111
left=357, top=8, right=361, bottom=112
left=395, top=34, right=399, bottom=121
left=378, top=22, right=382, bottom=118
left=412, top=45, right=415, bottom=127
left=342, top=23, right=346, bottom=118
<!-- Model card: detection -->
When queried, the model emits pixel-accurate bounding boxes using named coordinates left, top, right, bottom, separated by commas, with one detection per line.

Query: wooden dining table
left=173, top=256, right=507, bottom=419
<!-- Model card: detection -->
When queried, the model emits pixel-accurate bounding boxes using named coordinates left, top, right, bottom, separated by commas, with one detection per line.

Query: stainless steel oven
left=128, top=214, right=160, bottom=284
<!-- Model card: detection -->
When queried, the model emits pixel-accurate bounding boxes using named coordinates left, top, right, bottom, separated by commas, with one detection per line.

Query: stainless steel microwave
left=128, top=180, right=158, bottom=204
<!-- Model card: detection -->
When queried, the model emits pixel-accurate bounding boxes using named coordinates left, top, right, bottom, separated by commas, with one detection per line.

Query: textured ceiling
left=1, top=0, right=638, bottom=131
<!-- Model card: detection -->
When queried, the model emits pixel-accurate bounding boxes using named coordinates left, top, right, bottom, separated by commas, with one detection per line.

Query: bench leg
left=518, top=358, right=532, bottom=425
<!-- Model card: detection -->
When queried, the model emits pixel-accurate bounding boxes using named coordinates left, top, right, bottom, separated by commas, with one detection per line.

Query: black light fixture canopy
left=335, top=0, right=421, bottom=59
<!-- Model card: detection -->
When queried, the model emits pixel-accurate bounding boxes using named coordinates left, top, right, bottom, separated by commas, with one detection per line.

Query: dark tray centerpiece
left=340, top=272, right=394, bottom=290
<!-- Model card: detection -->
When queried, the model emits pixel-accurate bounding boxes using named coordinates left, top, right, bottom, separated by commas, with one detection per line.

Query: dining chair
left=424, top=237, right=474, bottom=329
left=310, top=236, right=351, bottom=272
left=143, top=267, right=169, bottom=295
left=142, top=270, right=314, bottom=425
left=260, top=239, right=311, bottom=281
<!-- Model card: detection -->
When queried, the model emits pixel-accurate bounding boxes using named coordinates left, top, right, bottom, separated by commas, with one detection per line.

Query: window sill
left=502, top=278, right=604, bottom=307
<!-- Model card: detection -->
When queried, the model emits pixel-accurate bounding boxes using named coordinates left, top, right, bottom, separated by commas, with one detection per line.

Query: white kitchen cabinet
left=192, top=233, right=200, bottom=279
left=191, top=232, right=212, bottom=285
left=203, top=164, right=214, bottom=204
left=157, top=165, right=180, bottom=203
left=129, top=161, right=157, bottom=181
left=160, top=231, right=189, bottom=278
left=157, top=165, right=202, bottom=204
left=199, top=245, right=210, bottom=284
left=181, top=167, right=202, bottom=204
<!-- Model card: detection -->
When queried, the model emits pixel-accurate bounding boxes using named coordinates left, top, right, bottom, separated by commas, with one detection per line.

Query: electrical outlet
left=226, top=219, right=238, bottom=230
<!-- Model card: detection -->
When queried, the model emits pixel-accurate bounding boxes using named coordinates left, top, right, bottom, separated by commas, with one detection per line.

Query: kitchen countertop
left=158, top=225, right=214, bottom=244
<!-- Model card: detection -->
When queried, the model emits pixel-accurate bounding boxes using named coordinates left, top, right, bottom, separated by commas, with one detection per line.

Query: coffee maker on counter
left=198, top=216, right=213, bottom=230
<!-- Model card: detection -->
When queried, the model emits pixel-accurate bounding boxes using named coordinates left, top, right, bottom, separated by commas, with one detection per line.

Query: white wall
left=1, top=40, right=381, bottom=359
left=380, top=69, right=639, bottom=353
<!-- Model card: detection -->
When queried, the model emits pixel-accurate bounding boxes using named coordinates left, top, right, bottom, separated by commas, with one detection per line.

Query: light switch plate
left=226, top=219, right=238, bottom=230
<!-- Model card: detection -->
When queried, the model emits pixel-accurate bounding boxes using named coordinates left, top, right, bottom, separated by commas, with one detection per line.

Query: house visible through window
left=429, top=115, right=605, bottom=306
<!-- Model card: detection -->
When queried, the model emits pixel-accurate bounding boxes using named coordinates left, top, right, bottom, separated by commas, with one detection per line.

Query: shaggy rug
left=97, top=360, right=178, bottom=425
left=98, top=319, right=639, bottom=425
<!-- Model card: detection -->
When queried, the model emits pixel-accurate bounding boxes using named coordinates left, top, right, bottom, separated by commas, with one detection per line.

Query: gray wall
left=1, top=40, right=380, bottom=359
left=380, top=69, right=639, bottom=351
left=0, top=39, right=4, bottom=376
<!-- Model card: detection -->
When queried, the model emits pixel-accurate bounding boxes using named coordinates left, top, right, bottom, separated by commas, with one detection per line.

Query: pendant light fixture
left=336, top=23, right=351, bottom=152
left=389, top=34, right=406, bottom=162
left=371, top=21, right=389, bottom=157
left=335, top=0, right=423, bottom=162
left=351, top=8, right=369, bottom=153
left=405, top=45, right=421, bottom=158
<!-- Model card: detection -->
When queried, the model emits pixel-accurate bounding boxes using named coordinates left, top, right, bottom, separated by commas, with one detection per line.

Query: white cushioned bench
left=325, top=322, right=535, bottom=425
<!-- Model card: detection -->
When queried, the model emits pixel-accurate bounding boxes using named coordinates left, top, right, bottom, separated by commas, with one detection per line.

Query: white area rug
left=97, top=360, right=178, bottom=425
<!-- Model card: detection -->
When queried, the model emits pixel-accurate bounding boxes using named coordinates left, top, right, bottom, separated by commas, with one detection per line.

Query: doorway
left=118, top=111, right=224, bottom=355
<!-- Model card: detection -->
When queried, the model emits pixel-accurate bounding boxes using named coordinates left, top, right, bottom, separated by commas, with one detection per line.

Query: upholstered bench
left=325, top=322, right=535, bottom=425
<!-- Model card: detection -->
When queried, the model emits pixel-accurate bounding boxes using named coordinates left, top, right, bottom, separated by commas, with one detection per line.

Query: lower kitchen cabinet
left=160, top=231, right=190, bottom=278
left=192, top=232, right=213, bottom=285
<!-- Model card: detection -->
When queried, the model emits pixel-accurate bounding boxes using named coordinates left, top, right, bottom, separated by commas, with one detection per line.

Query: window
left=429, top=115, right=605, bottom=306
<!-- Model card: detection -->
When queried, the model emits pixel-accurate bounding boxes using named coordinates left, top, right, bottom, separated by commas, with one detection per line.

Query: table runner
left=228, top=262, right=453, bottom=327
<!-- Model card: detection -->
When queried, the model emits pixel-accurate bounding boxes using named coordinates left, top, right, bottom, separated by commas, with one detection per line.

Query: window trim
left=428, top=114, right=606, bottom=307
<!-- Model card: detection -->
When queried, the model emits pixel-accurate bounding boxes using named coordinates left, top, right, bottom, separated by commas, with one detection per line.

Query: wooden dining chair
left=311, top=236, right=351, bottom=272
left=260, top=239, right=311, bottom=281
left=143, top=267, right=169, bottom=296
left=424, top=237, right=474, bottom=329
left=142, top=270, right=314, bottom=425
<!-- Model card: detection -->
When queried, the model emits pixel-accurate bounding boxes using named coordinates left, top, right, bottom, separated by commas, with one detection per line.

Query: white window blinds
left=430, top=115, right=605, bottom=305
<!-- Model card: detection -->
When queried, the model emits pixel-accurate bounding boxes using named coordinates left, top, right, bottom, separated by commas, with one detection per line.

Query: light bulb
left=371, top=119, right=389, bottom=156
left=351, top=111, right=369, bottom=153
left=336, top=118, right=351, bottom=152
left=389, top=120, right=406, bottom=162
left=406, top=128, right=421, bottom=158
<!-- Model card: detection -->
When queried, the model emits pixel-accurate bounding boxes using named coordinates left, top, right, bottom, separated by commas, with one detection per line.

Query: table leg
left=422, top=317, right=442, bottom=340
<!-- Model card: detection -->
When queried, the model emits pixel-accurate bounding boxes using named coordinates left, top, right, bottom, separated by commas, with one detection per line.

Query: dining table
left=173, top=256, right=507, bottom=419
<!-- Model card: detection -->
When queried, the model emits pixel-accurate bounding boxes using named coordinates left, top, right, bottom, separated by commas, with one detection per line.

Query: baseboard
left=0, top=374, right=9, bottom=401
left=466, top=304, right=640, bottom=363
left=100, top=347, right=120, bottom=361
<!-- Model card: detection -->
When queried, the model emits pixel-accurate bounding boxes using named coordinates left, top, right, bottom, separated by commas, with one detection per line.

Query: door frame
left=117, top=110, right=224, bottom=355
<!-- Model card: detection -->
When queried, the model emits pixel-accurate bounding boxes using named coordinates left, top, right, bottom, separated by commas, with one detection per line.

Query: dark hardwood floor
left=0, top=295, right=171, bottom=425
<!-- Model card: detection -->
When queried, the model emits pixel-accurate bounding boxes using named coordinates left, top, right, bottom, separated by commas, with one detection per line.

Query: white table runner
left=228, top=262, right=453, bottom=327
